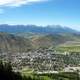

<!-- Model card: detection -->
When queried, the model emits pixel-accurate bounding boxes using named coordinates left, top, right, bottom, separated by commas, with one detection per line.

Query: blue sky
left=0, top=0, right=80, bottom=30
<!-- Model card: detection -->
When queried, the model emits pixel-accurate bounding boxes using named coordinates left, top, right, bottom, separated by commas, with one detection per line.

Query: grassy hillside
left=0, top=32, right=32, bottom=53
left=30, top=33, right=80, bottom=49
left=0, top=32, right=80, bottom=53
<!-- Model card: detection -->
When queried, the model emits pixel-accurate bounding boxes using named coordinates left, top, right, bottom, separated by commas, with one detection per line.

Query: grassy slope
left=0, top=32, right=32, bottom=53
left=0, top=32, right=80, bottom=53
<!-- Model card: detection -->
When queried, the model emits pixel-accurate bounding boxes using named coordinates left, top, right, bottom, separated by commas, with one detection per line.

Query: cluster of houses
left=0, top=48, right=80, bottom=73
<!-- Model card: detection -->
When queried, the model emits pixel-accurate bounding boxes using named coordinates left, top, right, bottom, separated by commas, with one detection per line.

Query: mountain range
left=0, top=24, right=80, bottom=53
left=0, top=24, right=79, bottom=34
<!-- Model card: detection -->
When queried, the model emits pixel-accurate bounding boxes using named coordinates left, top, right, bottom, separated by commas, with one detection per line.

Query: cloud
left=0, top=0, right=48, bottom=7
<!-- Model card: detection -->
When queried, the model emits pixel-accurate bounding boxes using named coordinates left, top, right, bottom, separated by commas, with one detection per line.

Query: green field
left=56, top=45, right=80, bottom=52
left=21, top=70, right=80, bottom=80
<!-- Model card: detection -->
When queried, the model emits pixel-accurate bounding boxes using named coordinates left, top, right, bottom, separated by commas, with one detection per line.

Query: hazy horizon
left=0, top=24, right=79, bottom=31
